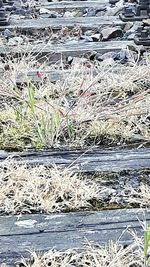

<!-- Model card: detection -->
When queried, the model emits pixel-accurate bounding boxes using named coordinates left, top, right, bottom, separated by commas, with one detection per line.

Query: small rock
left=39, top=9, right=59, bottom=18
left=95, top=52, right=116, bottom=65
left=101, top=27, right=123, bottom=41
left=80, top=35, right=93, bottom=42
left=143, top=19, right=150, bottom=26
left=95, top=53, right=103, bottom=62
left=91, top=33, right=101, bottom=41
left=84, top=8, right=96, bottom=17
left=86, top=7, right=107, bottom=17
left=61, top=27, right=68, bottom=37
left=40, top=11, right=61, bottom=18
left=96, top=10, right=106, bottom=16
left=95, top=7, right=107, bottom=14
left=122, top=31, right=135, bottom=40
left=40, top=8, right=51, bottom=14
left=124, top=21, right=134, bottom=32
left=67, top=56, right=73, bottom=64
left=103, top=58, right=115, bottom=65
left=7, top=36, right=24, bottom=46
left=106, top=0, right=124, bottom=16
left=126, top=21, right=142, bottom=35
left=48, top=12, right=59, bottom=18
left=114, top=49, right=127, bottom=63
left=85, top=51, right=97, bottom=60
left=13, top=7, right=29, bottom=16
left=3, top=29, right=13, bottom=38
left=13, top=0, right=23, bottom=8
left=71, top=26, right=82, bottom=37
left=64, top=11, right=76, bottom=18
left=127, top=33, right=135, bottom=40
left=109, top=0, right=120, bottom=5
left=102, top=51, right=117, bottom=59
left=84, top=30, right=94, bottom=36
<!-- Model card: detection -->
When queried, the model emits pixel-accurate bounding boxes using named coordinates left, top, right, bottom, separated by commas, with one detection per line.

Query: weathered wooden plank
left=0, top=209, right=149, bottom=236
left=0, top=209, right=149, bottom=265
left=40, top=0, right=109, bottom=5
left=37, top=1, right=107, bottom=11
left=0, top=65, right=128, bottom=83
left=0, top=16, right=124, bottom=31
left=0, top=41, right=133, bottom=62
left=0, top=69, right=73, bottom=83
left=0, top=148, right=150, bottom=172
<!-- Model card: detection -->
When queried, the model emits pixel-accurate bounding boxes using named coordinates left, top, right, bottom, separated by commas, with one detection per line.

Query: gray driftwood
left=40, top=0, right=109, bottom=6
left=0, top=69, right=72, bottom=83
left=0, top=65, right=130, bottom=83
left=0, top=41, right=133, bottom=64
left=0, top=209, right=149, bottom=265
left=0, top=148, right=150, bottom=172
left=0, top=16, right=124, bottom=30
left=37, top=1, right=107, bottom=10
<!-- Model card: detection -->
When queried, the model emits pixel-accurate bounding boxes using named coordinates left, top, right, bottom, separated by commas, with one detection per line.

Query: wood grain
left=0, top=41, right=133, bottom=65
left=0, top=16, right=124, bottom=30
left=0, top=148, right=150, bottom=172
left=39, top=0, right=110, bottom=7
left=0, top=208, right=149, bottom=265
left=37, top=1, right=108, bottom=10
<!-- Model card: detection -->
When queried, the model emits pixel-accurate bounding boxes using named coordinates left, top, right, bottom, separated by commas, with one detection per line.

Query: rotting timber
left=0, top=209, right=149, bottom=265
left=0, top=148, right=150, bottom=172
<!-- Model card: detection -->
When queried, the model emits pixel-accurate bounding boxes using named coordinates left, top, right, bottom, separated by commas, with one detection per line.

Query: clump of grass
left=16, top=237, right=144, bottom=267
left=0, top=160, right=102, bottom=214
left=124, top=184, right=150, bottom=208
left=144, top=225, right=150, bottom=267
left=0, top=106, right=32, bottom=151
left=0, top=52, right=45, bottom=87
left=0, top=57, right=150, bottom=150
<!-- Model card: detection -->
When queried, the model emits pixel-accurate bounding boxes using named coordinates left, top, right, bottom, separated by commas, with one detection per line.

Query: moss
left=0, top=116, right=32, bottom=151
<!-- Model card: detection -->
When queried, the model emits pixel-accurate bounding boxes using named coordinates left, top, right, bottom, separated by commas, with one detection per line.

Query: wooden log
left=0, top=148, right=150, bottom=172
left=40, top=0, right=109, bottom=5
left=0, top=41, right=133, bottom=63
left=0, top=69, right=73, bottom=83
left=0, top=16, right=124, bottom=31
left=0, top=208, right=149, bottom=265
left=0, top=65, right=130, bottom=83
left=36, top=1, right=108, bottom=11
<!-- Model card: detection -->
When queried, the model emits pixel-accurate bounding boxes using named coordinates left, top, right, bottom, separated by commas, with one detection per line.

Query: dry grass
left=9, top=237, right=144, bottom=267
left=124, top=184, right=150, bottom=208
left=0, top=53, right=150, bottom=150
left=0, top=159, right=103, bottom=214
left=0, top=50, right=52, bottom=87
left=1, top=159, right=150, bottom=215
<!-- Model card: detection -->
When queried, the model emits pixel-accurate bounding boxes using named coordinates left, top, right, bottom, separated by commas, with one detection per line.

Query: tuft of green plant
left=0, top=60, right=150, bottom=151
left=67, top=117, right=75, bottom=140
left=144, top=225, right=150, bottom=267
left=27, top=82, right=36, bottom=114
left=0, top=108, right=32, bottom=151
